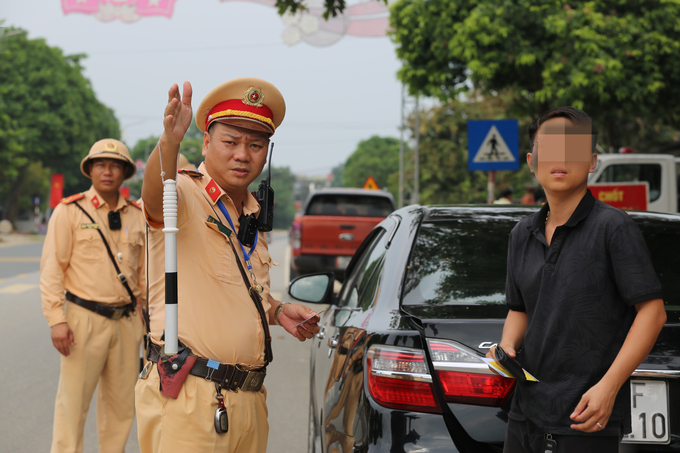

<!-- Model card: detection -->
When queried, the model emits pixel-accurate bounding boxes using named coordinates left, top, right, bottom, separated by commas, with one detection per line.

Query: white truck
left=588, top=153, right=680, bottom=213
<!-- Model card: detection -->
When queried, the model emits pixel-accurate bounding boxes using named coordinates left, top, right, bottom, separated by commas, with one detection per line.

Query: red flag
left=49, top=174, right=64, bottom=208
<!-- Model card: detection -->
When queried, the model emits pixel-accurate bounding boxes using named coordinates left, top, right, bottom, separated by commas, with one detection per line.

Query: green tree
left=390, top=0, right=680, bottom=150
left=249, top=166, right=297, bottom=230
left=343, top=136, right=401, bottom=199
left=329, top=163, right=344, bottom=188
left=0, top=26, right=119, bottom=224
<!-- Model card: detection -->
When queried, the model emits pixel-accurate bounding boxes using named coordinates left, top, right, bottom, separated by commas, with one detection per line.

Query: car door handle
left=328, top=337, right=339, bottom=349
left=317, top=326, right=326, bottom=340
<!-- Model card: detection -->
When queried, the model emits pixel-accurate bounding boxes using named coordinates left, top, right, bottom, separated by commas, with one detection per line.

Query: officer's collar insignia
left=104, top=142, right=117, bottom=151
left=205, top=179, right=221, bottom=203
left=242, top=87, right=265, bottom=108
left=91, top=195, right=100, bottom=208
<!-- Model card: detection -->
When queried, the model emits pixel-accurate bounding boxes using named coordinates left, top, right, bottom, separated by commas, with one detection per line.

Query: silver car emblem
left=478, top=342, right=497, bottom=349
left=339, top=233, right=354, bottom=241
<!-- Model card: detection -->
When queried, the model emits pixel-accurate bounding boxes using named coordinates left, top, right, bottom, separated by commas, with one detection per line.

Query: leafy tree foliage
left=343, top=136, right=401, bottom=199
left=390, top=0, right=680, bottom=150
left=249, top=166, right=297, bottom=230
left=329, top=163, right=345, bottom=188
left=0, top=27, right=119, bottom=224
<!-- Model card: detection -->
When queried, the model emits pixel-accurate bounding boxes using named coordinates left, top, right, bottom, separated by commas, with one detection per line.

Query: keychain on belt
left=214, top=381, right=229, bottom=434
left=216, top=200, right=263, bottom=294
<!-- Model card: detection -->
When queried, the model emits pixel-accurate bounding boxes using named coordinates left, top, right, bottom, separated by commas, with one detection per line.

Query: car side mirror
left=288, top=272, right=335, bottom=304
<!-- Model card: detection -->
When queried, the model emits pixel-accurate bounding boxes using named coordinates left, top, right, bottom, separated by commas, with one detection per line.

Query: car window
left=402, top=216, right=680, bottom=319
left=306, top=195, right=394, bottom=217
left=634, top=217, right=680, bottom=316
left=338, top=229, right=387, bottom=310
left=402, top=219, right=511, bottom=317
left=359, top=257, right=386, bottom=310
left=596, top=164, right=662, bottom=202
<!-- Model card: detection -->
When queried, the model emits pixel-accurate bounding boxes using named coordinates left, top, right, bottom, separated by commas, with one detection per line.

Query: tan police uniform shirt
left=41, top=186, right=146, bottom=327
left=144, top=163, right=277, bottom=369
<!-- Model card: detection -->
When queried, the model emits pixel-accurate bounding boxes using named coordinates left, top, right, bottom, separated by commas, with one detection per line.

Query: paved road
left=0, top=231, right=315, bottom=452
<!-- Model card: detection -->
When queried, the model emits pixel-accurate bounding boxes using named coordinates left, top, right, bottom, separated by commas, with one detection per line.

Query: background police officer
left=40, top=139, right=146, bottom=453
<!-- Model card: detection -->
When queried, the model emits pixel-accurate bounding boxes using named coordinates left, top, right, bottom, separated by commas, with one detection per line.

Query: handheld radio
left=256, top=143, right=275, bottom=232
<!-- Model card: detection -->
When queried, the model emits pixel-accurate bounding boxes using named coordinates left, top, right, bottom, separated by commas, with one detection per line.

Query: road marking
left=0, top=284, right=37, bottom=294
left=270, top=292, right=282, bottom=300
left=16, top=274, right=29, bottom=278
left=0, top=257, right=40, bottom=262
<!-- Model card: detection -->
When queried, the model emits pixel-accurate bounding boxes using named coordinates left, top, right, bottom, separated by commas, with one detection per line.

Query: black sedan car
left=288, top=205, right=680, bottom=453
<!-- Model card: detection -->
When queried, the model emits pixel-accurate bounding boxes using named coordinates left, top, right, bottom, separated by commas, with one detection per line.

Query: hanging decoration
left=221, top=0, right=389, bottom=46
left=61, top=0, right=388, bottom=46
left=61, top=0, right=177, bottom=23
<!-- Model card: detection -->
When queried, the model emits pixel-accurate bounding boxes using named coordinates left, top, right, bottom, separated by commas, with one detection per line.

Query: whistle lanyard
left=216, top=200, right=258, bottom=272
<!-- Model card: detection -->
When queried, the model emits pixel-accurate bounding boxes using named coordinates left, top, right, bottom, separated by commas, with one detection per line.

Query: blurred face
left=202, top=122, right=270, bottom=194
left=527, top=116, right=597, bottom=195
left=89, top=158, right=126, bottom=195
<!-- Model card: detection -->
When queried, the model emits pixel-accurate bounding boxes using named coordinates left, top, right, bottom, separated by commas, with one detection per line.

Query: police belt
left=147, top=342, right=266, bottom=392
left=66, top=291, right=134, bottom=320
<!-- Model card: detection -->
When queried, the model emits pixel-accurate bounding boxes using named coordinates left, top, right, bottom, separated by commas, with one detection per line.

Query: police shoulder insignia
left=127, top=199, right=142, bottom=210
left=178, top=169, right=204, bottom=178
left=61, top=193, right=86, bottom=205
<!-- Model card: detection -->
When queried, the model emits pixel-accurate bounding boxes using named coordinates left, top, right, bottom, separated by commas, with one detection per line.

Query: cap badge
left=242, top=87, right=265, bottom=108
left=104, top=142, right=117, bottom=151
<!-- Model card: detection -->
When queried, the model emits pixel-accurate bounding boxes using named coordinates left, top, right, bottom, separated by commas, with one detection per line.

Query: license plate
left=622, top=379, right=670, bottom=444
left=335, top=256, right=351, bottom=269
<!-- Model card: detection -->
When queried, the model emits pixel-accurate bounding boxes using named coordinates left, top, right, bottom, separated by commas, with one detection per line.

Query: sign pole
left=487, top=170, right=496, bottom=204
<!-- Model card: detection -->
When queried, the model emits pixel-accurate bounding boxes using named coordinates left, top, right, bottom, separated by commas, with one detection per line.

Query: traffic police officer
left=40, top=139, right=146, bottom=453
left=136, top=78, right=320, bottom=453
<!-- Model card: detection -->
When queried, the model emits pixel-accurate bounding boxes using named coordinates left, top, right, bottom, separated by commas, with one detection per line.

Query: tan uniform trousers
left=135, top=363, right=269, bottom=453
left=51, top=302, right=143, bottom=453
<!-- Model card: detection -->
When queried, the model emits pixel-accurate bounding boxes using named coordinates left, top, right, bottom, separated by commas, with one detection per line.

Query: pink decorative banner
left=62, top=0, right=177, bottom=22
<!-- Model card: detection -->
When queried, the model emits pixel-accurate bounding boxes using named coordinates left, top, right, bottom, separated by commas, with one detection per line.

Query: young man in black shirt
left=489, top=107, right=667, bottom=453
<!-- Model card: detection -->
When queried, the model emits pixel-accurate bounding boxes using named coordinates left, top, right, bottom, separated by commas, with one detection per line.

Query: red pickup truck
left=289, top=188, right=395, bottom=281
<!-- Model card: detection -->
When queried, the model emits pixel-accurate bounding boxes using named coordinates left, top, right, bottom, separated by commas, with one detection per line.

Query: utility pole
left=398, top=85, right=405, bottom=208
left=411, top=96, right=420, bottom=205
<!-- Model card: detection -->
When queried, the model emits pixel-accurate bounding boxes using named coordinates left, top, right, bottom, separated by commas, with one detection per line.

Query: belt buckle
left=242, top=371, right=264, bottom=392
left=110, top=308, right=124, bottom=320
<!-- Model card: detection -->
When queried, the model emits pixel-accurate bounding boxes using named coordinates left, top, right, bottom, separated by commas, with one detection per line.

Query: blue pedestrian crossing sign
left=468, top=120, right=520, bottom=171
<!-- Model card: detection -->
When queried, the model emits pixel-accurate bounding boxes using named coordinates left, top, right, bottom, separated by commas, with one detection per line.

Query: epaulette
left=126, top=199, right=142, bottom=210
left=178, top=169, right=203, bottom=178
left=61, top=193, right=85, bottom=204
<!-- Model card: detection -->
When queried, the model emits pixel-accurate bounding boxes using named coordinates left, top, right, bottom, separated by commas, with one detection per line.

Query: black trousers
left=503, top=418, right=620, bottom=453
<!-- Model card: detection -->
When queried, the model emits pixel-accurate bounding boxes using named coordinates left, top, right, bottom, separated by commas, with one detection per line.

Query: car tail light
left=291, top=222, right=301, bottom=251
left=366, top=346, right=441, bottom=413
left=428, top=340, right=515, bottom=407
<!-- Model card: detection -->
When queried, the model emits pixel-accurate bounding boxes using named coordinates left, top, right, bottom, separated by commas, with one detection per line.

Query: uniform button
left=268, top=257, right=271, bottom=263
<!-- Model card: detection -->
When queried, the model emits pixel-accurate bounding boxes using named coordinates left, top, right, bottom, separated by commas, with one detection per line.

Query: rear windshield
left=305, top=194, right=394, bottom=217
left=402, top=216, right=680, bottom=319
left=402, top=218, right=515, bottom=318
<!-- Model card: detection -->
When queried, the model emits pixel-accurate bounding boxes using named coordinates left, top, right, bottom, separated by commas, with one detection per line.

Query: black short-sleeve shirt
left=506, top=189, right=663, bottom=436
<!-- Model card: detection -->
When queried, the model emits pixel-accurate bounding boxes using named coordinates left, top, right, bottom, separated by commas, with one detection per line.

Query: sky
left=3, top=0, right=405, bottom=178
